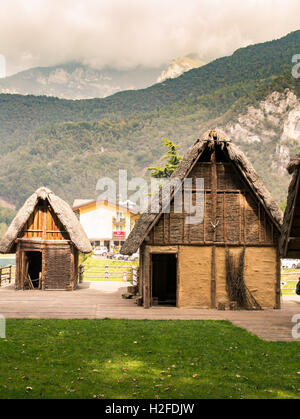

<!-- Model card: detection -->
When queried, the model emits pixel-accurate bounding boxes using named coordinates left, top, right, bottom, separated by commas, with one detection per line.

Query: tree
left=279, top=201, right=287, bottom=212
left=148, top=138, right=182, bottom=178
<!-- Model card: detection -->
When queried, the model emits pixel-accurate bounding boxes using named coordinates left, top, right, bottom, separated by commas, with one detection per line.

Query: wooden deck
left=0, top=281, right=299, bottom=342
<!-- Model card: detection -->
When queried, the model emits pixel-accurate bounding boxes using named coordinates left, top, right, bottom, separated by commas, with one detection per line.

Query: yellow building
left=72, top=199, right=138, bottom=251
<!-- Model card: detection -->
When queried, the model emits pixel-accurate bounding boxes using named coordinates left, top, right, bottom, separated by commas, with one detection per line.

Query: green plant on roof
left=147, top=138, right=182, bottom=179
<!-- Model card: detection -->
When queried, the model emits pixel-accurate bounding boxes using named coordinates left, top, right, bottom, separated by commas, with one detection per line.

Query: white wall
left=80, top=207, right=113, bottom=240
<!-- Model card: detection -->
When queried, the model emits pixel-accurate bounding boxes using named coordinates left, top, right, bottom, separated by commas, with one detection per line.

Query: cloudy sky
left=0, top=0, right=299, bottom=76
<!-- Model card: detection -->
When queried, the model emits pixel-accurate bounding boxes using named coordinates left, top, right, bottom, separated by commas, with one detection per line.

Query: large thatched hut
left=0, top=187, right=92, bottom=290
left=121, top=129, right=283, bottom=309
left=280, top=153, right=300, bottom=258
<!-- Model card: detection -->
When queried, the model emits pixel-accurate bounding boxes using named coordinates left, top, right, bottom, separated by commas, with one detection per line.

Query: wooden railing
left=0, top=265, right=14, bottom=286
left=79, top=264, right=138, bottom=284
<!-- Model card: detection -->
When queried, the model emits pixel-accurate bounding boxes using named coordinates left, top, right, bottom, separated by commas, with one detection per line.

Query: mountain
left=156, top=56, right=206, bottom=83
left=0, top=30, right=299, bottom=211
left=224, top=89, right=300, bottom=203
left=0, top=62, right=164, bottom=99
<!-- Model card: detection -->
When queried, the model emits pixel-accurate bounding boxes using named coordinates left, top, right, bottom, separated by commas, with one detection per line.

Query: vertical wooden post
left=211, top=245, right=216, bottom=308
left=132, top=265, right=137, bottom=285
left=16, top=243, right=21, bottom=290
left=258, top=202, right=261, bottom=243
left=203, top=191, right=206, bottom=243
left=275, top=246, right=281, bottom=309
left=223, top=192, right=226, bottom=243
left=143, top=247, right=151, bottom=309
left=79, top=265, right=84, bottom=283
left=211, top=151, right=217, bottom=242
left=139, top=245, right=144, bottom=298
left=41, top=244, right=46, bottom=290
left=210, top=150, right=217, bottom=308
left=242, top=193, right=246, bottom=244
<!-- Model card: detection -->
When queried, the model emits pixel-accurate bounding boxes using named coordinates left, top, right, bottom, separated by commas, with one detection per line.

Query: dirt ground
left=0, top=281, right=299, bottom=342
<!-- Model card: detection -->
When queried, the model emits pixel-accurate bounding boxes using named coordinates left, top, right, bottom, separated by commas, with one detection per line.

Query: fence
left=79, top=264, right=138, bottom=284
left=281, top=271, right=299, bottom=295
left=0, top=265, right=14, bottom=286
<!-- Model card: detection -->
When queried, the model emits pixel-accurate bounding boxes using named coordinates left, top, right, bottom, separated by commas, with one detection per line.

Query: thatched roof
left=0, top=187, right=92, bottom=254
left=121, top=129, right=283, bottom=255
left=280, top=153, right=300, bottom=257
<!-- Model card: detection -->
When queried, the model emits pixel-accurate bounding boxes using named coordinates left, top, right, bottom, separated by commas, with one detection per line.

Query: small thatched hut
left=121, top=129, right=283, bottom=309
left=0, top=187, right=92, bottom=290
left=280, top=153, right=300, bottom=258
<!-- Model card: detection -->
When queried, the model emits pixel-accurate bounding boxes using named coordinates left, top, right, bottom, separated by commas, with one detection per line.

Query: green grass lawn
left=281, top=269, right=299, bottom=295
left=81, top=256, right=137, bottom=282
left=0, top=319, right=299, bottom=399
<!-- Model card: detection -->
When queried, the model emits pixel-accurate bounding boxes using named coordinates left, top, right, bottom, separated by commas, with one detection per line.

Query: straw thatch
left=121, top=129, right=283, bottom=255
left=0, top=187, right=92, bottom=254
left=280, top=153, right=300, bottom=257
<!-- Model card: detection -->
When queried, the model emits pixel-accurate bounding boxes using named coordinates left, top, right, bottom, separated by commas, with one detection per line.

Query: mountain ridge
left=0, top=30, right=299, bottom=210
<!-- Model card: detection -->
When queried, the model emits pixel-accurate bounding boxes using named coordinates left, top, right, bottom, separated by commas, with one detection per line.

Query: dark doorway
left=151, top=254, right=177, bottom=306
left=25, top=251, right=42, bottom=289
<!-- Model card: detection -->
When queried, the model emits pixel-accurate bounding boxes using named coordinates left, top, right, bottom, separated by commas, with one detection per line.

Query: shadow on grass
left=0, top=319, right=299, bottom=399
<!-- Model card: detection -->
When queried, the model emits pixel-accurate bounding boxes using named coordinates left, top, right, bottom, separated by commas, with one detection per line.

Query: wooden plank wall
left=148, top=161, right=277, bottom=247
left=20, top=200, right=70, bottom=241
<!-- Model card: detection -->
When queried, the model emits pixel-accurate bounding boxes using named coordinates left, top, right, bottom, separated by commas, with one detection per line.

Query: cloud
left=0, top=0, right=299, bottom=75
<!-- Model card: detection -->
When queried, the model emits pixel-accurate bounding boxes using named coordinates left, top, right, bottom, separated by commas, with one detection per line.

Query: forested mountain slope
left=0, top=30, right=299, bottom=210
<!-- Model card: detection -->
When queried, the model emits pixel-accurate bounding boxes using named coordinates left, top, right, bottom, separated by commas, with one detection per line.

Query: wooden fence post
left=132, top=265, right=137, bottom=284
left=105, top=265, right=109, bottom=281
left=79, top=265, right=84, bottom=283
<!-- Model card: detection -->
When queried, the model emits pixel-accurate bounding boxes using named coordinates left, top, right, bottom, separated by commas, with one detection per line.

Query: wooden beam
left=211, top=245, right=216, bottom=308
left=210, top=151, right=217, bottom=308
left=223, top=192, right=226, bottom=242
left=211, top=150, right=217, bottom=242
left=258, top=202, right=261, bottom=242
left=284, top=169, right=300, bottom=257
left=143, top=247, right=151, bottom=309
left=275, top=246, right=281, bottom=309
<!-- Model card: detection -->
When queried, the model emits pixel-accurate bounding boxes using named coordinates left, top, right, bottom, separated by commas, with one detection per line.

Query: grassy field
left=0, top=319, right=299, bottom=399
left=81, top=256, right=137, bottom=282
left=281, top=269, right=300, bottom=296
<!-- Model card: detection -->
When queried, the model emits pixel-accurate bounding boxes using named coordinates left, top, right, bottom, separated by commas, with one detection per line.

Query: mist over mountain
left=157, top=56, right=206, bottom=83
left=0, top=62, right=164, bottom=99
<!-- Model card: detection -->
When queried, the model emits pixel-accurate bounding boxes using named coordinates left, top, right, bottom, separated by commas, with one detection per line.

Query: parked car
left=93, top=246, right=108, bottom=256
left=113, top=253, right=126, bottom=261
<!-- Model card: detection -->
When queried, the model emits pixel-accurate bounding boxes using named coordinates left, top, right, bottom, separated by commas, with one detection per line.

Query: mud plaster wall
left=243, top=247, right=277, bottom=308
left=146, top=245, right=277, bottom=308
left=178, top=246, right=211, bottom=308
left=177, top=246, right=277, bottom=308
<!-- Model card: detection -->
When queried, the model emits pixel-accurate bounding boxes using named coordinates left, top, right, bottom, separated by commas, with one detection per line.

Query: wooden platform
left=0, top=282, right=299, bottom=342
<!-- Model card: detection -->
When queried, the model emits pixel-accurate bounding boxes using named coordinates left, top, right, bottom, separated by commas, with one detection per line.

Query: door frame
left=145, top=249, right=178, bottom=308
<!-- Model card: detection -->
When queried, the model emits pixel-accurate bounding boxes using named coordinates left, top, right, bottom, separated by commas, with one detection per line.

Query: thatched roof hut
left=280, top=153, right=300, bottom=258
left=122, top=129, right=282, bottom=309
left=0, top=187, right=92, bottom=290
left=122, top=129, right=282, bottom=255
